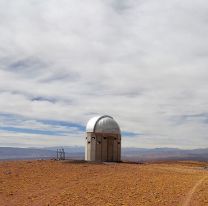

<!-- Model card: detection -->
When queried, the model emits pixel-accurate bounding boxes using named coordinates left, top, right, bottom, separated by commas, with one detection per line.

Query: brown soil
left=0, top=160, right=207, bottom=206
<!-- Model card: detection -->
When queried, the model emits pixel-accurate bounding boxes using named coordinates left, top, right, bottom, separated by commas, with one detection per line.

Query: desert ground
left=0, top=160, right=207, bottom=206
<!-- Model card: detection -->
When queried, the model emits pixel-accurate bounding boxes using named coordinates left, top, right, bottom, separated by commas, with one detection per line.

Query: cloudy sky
left=0, top=0, right=208, bottom=149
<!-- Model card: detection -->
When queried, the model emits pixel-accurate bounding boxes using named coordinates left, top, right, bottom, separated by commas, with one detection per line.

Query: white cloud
left=0, top=0, right=208, bottom=148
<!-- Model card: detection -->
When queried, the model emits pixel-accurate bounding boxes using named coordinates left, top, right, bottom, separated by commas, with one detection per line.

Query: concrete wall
left=113, top=136, right=118, bottom=162
left=86, top=134, right=91, bottom=161
left=86, top=132, right=121, bottom=162
left=95, top=136, right=102, bottom=161
left=117, top=135, right=121, bottom=162
left=85, top=136, right=88, bottom=160
left=107, top=137, right=114, bottom=161
left=101, top=135, right=108, bottom=161
left=90, top=136, right=96, bottom=161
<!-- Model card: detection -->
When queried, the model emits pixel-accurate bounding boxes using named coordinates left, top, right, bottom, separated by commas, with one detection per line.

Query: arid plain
left=0, top=160, right=207, bottom=206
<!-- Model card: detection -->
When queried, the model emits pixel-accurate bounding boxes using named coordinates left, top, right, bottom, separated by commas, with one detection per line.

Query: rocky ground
left=0, top=160, right=207, bottom=206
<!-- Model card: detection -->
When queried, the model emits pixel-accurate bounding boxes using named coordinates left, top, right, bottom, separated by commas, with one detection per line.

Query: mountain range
left=0, top=146, right=208, bottom=161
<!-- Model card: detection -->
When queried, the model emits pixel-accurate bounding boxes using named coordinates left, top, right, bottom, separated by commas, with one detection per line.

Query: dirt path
left=182, top=176, right=207, bottom=206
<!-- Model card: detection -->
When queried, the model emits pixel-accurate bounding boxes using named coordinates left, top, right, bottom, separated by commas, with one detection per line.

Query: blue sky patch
left=0, top=126, right=64, bottom=136
left=122, top=131, right=140, bottom=137
left=38, top=120, right=86, bottom=132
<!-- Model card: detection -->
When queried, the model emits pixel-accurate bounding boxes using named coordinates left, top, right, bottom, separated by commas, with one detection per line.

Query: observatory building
left=85, top=115, right=121, bottom=162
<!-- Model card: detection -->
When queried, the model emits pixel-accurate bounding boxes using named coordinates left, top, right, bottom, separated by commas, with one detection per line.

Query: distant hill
left=122, top=147, right=208, bottom=162
left=42, top=146, right=84, bottom=154
left=0, top=146, right=207, bottom=161
left=0, top=147, right=83, bottom=160
left=0, top=147, right=56, bottom=160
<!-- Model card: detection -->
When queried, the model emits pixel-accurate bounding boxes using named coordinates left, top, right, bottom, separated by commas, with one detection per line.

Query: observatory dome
left=86, top=115, right=121, bottom=134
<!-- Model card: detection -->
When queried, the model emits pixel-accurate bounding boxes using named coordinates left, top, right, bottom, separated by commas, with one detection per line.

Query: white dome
left=86, top=115, right=121, bottom=134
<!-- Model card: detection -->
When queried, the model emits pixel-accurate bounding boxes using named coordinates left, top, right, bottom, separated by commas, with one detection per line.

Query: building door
left=107, top=137, right=114, bottom=161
